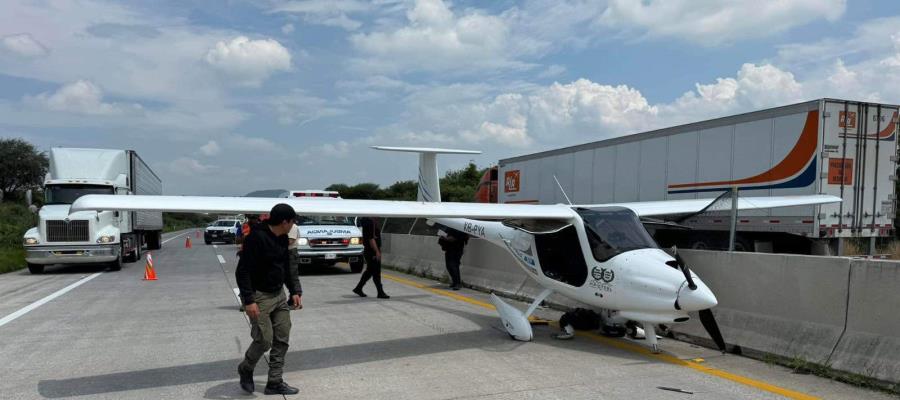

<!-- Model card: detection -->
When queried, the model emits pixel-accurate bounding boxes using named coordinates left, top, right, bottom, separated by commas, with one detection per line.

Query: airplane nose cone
left=677, top=281, right=718, bottom=311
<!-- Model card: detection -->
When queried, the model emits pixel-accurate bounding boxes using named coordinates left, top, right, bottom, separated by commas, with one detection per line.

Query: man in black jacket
left=438, top=227, right=469, bottom=290
left=235, top=204, right=302, bottom=395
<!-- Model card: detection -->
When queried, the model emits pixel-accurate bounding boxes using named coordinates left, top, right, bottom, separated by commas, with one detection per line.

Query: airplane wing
left=591, top=194, right=842, bottom=218
left=70, top=195, right=578, bottom=220
left=71, top=194, right=840, bottom=221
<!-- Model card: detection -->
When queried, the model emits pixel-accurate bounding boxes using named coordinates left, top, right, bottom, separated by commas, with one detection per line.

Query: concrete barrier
left=827, top=259, right=900, bottom=383
left=673, top=250, right=850, bottom=365
left=381, top=233, right=900, bottom=384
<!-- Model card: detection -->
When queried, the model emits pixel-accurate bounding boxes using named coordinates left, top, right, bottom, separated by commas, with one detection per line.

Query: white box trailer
left=499, top=99, right=899, bottom=254
left=23, top=148, right=163, bottom=273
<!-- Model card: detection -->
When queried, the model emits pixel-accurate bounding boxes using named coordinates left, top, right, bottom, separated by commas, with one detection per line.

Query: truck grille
left=310, top=238, right=349, bottom=247
left=46, top=220, right=90, bottom=242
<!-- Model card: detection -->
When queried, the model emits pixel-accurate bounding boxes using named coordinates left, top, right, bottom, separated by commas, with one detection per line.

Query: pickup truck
left=284, top=190, right=365, bottom=272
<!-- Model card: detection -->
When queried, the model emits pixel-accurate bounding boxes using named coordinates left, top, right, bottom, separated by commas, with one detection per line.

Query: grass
left=0, top=202, right=34, bottom=274
left=0, top=247, right=26, bottom=274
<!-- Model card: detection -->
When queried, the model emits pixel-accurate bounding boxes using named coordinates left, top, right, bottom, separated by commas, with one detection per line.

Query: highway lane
left=0, top=230, right=895, bottom=399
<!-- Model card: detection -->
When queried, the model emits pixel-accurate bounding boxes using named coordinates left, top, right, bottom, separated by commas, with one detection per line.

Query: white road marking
left=232, top=288, right=241, bottom=302
left=162, top=230, right=193, bottom=245
left=0, top=272, right=103, bottom=328
left=217, top=255, right=226, bottom=264
left=213, top=244, right=218, bottom=249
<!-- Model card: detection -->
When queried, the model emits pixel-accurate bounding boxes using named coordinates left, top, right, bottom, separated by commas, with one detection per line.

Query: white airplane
left=70, top=147, right=841, bottom=353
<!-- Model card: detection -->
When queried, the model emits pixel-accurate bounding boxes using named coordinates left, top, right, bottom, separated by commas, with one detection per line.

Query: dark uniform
left=439, top=227, right=469, bottom=289
left=235, top=223, right=302, bottom=387
left=353, top=217, right=389, bottom=298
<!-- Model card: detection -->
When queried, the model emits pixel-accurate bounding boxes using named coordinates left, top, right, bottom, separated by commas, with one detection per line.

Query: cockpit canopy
left=576, top=207, right=658, bottom=261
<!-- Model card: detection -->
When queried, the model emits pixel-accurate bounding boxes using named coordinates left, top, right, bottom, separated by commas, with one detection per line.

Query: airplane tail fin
left=372, top=146, right=481, bottom=203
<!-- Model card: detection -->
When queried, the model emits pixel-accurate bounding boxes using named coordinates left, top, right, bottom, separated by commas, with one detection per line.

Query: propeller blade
left=698, top=309, right=726, bottom=352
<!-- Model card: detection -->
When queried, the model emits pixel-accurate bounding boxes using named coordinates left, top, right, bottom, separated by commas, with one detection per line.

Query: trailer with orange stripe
left=497, top=99, right=899, bottom=255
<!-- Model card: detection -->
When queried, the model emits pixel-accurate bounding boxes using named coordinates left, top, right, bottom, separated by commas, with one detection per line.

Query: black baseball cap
left=266, top=203, right=296, bottom=225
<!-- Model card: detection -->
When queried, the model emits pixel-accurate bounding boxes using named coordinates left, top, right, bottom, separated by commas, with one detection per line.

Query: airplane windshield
left=576, top=207, right=657, bottom=262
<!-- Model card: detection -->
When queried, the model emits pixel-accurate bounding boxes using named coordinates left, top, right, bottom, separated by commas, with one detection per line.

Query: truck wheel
left=108, top=247, right=123, bottom=271
left=124, top=234, right=142, bottom=263
left=205, top=239, right=212, bottom=245
left=350, top=260, right=364, bottom=273
left=146, top=231, right=161, bottom=250
left=27, top=263, right=44, bottom=274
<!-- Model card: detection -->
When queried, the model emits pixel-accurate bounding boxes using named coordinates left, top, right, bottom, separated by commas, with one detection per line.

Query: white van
left=283, top=190, right=365, bottom=272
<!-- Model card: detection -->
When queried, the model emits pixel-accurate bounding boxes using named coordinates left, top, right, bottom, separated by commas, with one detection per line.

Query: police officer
left=352, top=216, right=390, bottom=299
left=438, top=227, right=469, bottom=290
left=236, top=204, right=302, bottom=395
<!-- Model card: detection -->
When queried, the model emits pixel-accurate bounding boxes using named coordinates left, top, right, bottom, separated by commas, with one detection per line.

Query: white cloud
left=167, top=157, right=214, bottom=175
left=266, top=89, right=345, bottom=125
left=199, top=140, right=221, bottom=156
left=1, top=33, right=48, bottom=57
left=281, top=23, right=295, bottom=34
left=204, top=36, right=292, bottom=86
left=269, top=0, right=370, bottom=31
left=298, top=140, right=351, bottom=159
left=366, top=62, right=815, bottom=152
left=598, top=0, right=846, bottom=45
left=349, top=0, right=530, bottom=74
left=24, top=80, right=142, bottom=115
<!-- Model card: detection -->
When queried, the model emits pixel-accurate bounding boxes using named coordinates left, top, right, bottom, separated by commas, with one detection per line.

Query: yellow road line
left=383, top=272, right=820, bottom=400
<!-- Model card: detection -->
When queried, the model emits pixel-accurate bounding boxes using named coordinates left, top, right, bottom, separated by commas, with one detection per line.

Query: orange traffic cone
left=185, top=236, right=192, bottom=248
left=143, top=253, right=158, bottom=281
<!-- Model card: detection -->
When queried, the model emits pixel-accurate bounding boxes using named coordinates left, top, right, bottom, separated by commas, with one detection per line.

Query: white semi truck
left=498, top=99, right=899, bottom=255
left=23, top=148, right=163, bottom=273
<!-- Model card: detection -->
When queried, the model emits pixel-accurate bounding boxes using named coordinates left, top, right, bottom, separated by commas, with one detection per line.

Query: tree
left=0, top=138, right=48, bottom=202
left=440, top=163, right=487, bottom=202
left=382, top=180, right=417, bottom=200
left=325, top=162, right=489, bottom=203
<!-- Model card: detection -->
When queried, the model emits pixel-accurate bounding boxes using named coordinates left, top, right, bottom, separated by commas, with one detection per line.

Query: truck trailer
left=498, top=99, right=899, bottom=254
left=23, top=148, right=163, bottom=273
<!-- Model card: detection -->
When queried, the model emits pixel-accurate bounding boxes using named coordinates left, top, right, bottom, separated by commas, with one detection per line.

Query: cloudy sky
left=1, top=0, right=899, bottom=195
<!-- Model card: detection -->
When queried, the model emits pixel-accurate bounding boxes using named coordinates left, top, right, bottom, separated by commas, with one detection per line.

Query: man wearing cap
left=235, top=204, right=302, bottom=395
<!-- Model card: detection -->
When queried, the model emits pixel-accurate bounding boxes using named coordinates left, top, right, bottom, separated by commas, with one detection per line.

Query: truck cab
left=22, top=148, right=162, bottom=274
left=284, top=190, right=365, bottom=272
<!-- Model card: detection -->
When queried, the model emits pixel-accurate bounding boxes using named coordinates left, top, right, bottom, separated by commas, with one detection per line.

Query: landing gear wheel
left=350, top=260, right=364, bottom=273
left=27, top=263, right=44, bottom=274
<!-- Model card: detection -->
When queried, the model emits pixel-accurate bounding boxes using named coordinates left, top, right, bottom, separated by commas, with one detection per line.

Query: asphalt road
left=0, top=229, right=894, bottom=399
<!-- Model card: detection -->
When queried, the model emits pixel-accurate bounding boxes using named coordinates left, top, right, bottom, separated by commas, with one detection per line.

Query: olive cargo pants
left=238, top=290, right=292, bottom=384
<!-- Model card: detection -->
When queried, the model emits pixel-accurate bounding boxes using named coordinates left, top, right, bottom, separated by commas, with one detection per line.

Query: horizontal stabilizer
left=371, top=146, right=481, bottom=154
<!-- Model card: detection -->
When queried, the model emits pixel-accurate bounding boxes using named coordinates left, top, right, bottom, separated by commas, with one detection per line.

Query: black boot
left=238, top=364, right=254, bottom=393
left=377, top=292, right=390, bottom=299
left=264, top=381, right=300, bottom=395
left=352, top=287, right=367, bottom=297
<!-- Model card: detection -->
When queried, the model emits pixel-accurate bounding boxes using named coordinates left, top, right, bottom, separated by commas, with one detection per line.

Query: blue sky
left=1, top=0, right=899, bottom=195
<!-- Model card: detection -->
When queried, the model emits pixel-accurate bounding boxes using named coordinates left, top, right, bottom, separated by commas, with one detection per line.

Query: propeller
left=698, top=309, right=727, bottom=352
left=670, top=246, right=727, bottom=353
